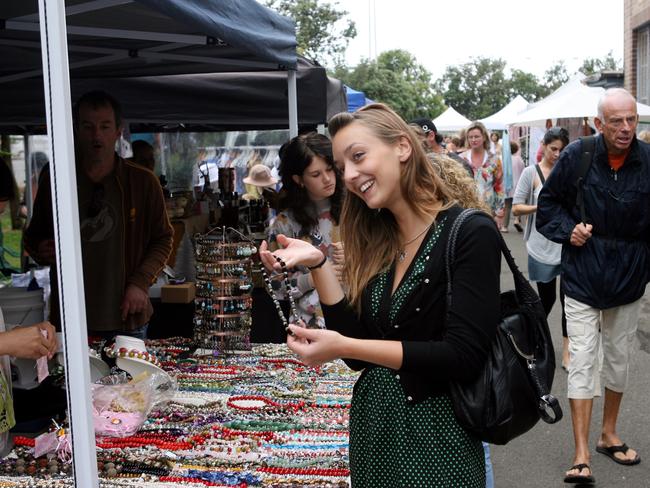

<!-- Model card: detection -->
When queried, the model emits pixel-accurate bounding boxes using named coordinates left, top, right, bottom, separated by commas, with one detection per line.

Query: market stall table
left=0, top=342, right=357, bottom=487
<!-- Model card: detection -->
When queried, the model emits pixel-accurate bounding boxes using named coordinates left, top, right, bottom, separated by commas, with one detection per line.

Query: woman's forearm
left=310, top=260, right=345, bottom=305
left=340, top=337, right=403, bottom=370
left=512, top=203, right=536, bottom=216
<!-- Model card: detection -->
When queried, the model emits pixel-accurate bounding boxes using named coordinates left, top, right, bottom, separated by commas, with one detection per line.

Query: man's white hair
left=597, top=87, right=636, bottom=120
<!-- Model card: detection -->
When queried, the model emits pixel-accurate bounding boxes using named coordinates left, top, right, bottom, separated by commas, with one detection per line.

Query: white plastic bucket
left=0, top=287, right=44, bottom=326
left=0, top=287, right=45, bottom=390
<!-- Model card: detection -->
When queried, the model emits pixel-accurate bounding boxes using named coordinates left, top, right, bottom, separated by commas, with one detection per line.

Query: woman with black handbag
left=260, top=103, right=502, bottom=487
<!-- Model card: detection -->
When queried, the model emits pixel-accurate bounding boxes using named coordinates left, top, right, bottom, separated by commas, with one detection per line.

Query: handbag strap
left=445, top=208, right=563, bottom=424
left=534, top=164, right=546, bottom=185
left=445, top=208, right=530, bottom=308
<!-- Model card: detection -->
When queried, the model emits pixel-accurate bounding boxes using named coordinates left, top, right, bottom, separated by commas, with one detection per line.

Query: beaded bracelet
left=104, top=344, right=162, bottom=368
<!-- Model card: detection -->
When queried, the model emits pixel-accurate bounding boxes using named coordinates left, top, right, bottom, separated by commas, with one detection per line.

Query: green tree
left=579, top=50, right=622, bottom=75
left=335, top=50, right=445, bottom=121
left=543, top=60, right=570, bottom=95
left=435, top=57, right=510, bottom=120
left=508, top=69, right=547, bottom=102
left=267, top=0, right=356, bottom=67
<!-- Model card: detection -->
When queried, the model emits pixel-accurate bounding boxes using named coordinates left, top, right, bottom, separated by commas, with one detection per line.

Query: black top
left=321, top=205, right=501, bottom=402
left=537, top=135, right=650, bottom=309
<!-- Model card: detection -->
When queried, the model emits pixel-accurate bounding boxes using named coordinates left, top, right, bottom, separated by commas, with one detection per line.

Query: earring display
left=194, top=227, right=256, bottom=353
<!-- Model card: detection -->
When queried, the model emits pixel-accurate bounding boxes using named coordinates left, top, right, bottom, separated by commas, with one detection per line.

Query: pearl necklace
left=397, top=221, right=434, bottom=262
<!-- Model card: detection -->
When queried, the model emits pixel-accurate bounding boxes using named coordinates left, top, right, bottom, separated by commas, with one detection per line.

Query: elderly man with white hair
left=537, top=88, right=648, bottom=485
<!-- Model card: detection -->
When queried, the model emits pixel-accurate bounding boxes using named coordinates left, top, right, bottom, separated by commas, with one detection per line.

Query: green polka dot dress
left=349, top=218, right=485, bottom=487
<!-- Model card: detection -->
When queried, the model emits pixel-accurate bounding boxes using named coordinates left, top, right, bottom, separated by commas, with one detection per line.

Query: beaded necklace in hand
left=260, top=255, right=300, bottom=333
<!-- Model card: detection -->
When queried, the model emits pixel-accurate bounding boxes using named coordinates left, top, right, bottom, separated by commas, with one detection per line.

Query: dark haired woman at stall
left=266, top=133, right=345, bottom=329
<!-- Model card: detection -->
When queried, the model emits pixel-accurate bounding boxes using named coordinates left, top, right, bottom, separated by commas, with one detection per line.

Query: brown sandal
left=563, top=463, right=594, bottom=484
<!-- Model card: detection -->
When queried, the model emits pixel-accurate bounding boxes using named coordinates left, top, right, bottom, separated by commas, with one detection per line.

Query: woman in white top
left=512, top=127, right=570, bottom=370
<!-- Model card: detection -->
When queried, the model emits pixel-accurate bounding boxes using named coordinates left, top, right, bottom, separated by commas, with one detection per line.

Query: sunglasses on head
left=546, top=127, right=568, bottom=137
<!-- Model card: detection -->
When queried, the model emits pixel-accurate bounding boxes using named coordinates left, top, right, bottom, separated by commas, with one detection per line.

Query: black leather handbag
left=445, top=209, right=563, bottom=445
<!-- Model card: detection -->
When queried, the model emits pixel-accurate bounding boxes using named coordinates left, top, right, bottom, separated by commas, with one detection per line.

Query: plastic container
left=0, top=287, right=45, bottom=390
left=0, top=287, right=44, bottom=327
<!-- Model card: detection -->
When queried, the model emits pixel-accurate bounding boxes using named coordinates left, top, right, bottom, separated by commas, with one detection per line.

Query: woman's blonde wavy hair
left=428, top=153, right=490, bottom=213
left=406, top=124, right=489, bottom=213
left=328, top=103, right=454, bottom=313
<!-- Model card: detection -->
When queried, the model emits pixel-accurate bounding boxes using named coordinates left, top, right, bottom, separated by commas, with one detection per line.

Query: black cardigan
left=321, top=206, right=501, bottom=403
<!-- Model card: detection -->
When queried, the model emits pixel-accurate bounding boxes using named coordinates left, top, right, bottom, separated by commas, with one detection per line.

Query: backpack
left=445, top=208, right=563, bottom=445
left=575, top=135, right=596, bottom=224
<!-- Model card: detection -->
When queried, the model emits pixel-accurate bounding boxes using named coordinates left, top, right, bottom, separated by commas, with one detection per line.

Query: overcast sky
left=338, top=0, right=624, bottom=81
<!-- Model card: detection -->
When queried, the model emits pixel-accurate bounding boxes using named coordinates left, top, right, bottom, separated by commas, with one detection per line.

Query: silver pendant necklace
left=397, top=221, right=434, bottom=262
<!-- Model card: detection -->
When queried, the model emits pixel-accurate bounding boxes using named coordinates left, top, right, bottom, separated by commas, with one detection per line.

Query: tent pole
left=37, top=1, right=99, bottom=486
left=288, top=69, right=298, bottom=138
left=23, top=136, right=33, bottom=220
left=159, top=132, right=167, bottom=175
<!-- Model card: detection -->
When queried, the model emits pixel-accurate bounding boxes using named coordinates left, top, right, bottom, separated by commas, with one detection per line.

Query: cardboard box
left=161, top=282, right=196, bottom=304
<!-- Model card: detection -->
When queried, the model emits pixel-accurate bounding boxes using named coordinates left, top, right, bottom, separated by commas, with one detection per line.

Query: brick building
left=625, top=0, right=650, bottom=102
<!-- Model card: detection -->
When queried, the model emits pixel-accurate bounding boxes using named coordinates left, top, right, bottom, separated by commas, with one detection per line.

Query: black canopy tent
left=0, top=0, right=348, bottom=135
left=0, top=56, right=347, bottom=134
left=0, top=0, right=297, bottom=75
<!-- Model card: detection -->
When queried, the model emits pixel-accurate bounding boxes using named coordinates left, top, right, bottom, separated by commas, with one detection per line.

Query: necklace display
left=193, top=227, right=255, bottom=354
left=0, top=341, right=356, bottom=487
left=397, top=221, right=434, bottom=262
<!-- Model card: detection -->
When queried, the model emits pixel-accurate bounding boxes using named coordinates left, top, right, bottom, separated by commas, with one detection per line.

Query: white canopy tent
left=508, top=75, right=650, bottom=126
left=480, top=95, right=529, bottom=130
left=433, top=106, right=472, bottom=132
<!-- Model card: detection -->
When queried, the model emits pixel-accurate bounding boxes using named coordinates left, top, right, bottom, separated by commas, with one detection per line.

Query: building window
left=638, top=27, right=650, bottom=104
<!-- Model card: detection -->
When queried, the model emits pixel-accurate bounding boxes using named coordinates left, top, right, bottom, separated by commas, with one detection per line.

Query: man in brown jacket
left=24, top=91, right=173, bottom=340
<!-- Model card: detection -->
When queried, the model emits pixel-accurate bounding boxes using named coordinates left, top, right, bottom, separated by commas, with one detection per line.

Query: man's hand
left=0, top=322, right=57, bottom=359
left=120, top=284, right=149, bottom=321
left=570, top=223, right=593, bottom=247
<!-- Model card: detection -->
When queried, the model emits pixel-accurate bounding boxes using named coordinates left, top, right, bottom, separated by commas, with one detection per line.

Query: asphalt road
left=490, top=230, right=650, bottom=488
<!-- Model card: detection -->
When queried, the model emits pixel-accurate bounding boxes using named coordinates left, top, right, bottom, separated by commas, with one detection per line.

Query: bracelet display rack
left=194, top=226, right=256, bottom=354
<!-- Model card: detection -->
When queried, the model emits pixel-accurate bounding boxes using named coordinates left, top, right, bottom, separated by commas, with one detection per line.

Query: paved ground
left=490, top=230, right=650, bottom=488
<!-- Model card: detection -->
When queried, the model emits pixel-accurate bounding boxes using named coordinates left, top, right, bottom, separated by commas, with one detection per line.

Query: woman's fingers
left=288, top=324, right=318, bottom=341
left=276, top=234, right=291, bottom=247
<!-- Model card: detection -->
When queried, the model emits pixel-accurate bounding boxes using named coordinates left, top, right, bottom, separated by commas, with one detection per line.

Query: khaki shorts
left=564, top=297, right=640, bottom=400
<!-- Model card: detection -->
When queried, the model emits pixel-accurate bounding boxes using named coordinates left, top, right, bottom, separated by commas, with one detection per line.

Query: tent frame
left=21, top=0, right=300, bottom=485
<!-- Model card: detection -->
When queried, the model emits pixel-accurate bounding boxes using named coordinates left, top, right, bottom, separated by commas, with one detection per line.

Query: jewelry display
left=0, top=342, right=356, bottom=487
left=193, top=227, right=256, bottom=353
left=103, top=345, right=162, bottom=369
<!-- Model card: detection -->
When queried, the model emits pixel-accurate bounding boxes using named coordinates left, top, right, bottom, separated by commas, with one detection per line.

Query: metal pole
left=159, top=132, right=167, bottom=176
left=288, top=69, right=298, bottom=138
left=37, top=1, right=99, bottom=486
left=23, top=136, right=33, bottom=220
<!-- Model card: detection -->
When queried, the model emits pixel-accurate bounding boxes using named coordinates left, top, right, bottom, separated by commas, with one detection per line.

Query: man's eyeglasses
left=87, top=183, right=105, bottom=218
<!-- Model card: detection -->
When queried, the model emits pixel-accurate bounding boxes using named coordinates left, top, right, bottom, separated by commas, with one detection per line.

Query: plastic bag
left=91, top=374, right=155, bottom=437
